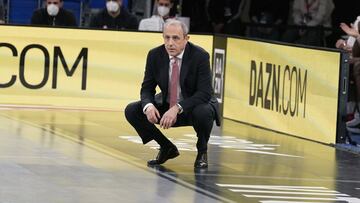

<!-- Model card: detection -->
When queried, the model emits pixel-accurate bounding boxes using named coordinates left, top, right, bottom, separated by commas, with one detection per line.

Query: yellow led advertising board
left=224, top=38, right=341, bottom=144
left=0, top=26, right=212, bottom=110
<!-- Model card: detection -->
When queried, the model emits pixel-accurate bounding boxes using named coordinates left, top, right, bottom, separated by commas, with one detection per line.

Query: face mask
left=47, top=4, right=59, bottom=16
left=157, top=6, right=170, bottom=17
left=106, top=1, right=120, bottom=13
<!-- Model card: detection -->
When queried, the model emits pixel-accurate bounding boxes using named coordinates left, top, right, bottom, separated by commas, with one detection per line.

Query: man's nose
left=168, top=39, right=174, bottom=46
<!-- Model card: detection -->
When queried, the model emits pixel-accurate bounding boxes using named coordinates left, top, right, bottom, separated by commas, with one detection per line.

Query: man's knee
left=192, top=104, right=214, bottom=121
left=125, top=101, right=142, bottom=122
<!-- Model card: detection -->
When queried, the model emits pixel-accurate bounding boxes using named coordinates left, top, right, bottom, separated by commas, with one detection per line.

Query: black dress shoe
left=194, top=152, right=208, bottom=168
left=147, top=146, right=179, bottom=166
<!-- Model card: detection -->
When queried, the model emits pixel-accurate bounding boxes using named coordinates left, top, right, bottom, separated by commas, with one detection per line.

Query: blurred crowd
left=0, top=0, right=359, bottom=48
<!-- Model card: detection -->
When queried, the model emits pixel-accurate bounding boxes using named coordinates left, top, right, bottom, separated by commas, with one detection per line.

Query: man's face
left=163, top=24, right=189, bottom=57
left=157, top=0, right=171, bottom=8
left=46, top=0, right=62, bottom=7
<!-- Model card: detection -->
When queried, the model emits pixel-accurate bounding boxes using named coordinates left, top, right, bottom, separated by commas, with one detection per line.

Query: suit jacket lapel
left=180, top=43, right=191, bottom=86
left=160, top=46, right=170, bottom=95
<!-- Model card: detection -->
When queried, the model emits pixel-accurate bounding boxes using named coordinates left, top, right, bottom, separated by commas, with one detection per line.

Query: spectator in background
left=336, top=17, right=360, bottom=52
left=138, top=0, right=174, bottom=31
left=282, top=0, right=334, bottom=46
left=31, top=0, right=77, bottom=27
left=349, top=56, right=360, bottom=134
left=247, top=0, right=290, bottom=40
left=338, top=22, right=360, bottom=133
left=0, top=0, right=4, bottom=24
left=207, top=0, right=227, bottom=33
left=181, top=0, right=210, bottom=33
left=128, top=0, right=152, bottom=21
left=223, top=0, right=250, bottom=36
left=89, top=0, right=138, bottom=30
left=207, top=0, right=253, bottom=34
left=328, top=0, right=360, bottom=48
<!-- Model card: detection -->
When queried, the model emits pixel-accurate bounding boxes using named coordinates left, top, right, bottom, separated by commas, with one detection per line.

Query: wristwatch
left=176, top=103, right=183, bottom=114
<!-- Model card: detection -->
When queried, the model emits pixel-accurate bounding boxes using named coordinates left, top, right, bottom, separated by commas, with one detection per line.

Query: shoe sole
left=194, top=164, right=208, bottom=168
left=147, top=150, right=179, bottom=166
left=169, top=151, right=180, bottom=159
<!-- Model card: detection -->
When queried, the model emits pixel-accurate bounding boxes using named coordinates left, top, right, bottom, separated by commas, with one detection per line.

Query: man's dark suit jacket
left=140, top=42, right=220, bottom=126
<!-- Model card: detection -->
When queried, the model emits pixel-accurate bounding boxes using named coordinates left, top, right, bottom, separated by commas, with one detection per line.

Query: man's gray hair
left=163, top=19, right=189, bottom=36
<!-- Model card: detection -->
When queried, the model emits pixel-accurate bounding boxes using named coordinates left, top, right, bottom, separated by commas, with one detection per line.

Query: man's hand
left=335, top=39, right=346, bottom=49
left=145, top=105, right=160, bottom=124
left=159, top=105, right=179, bottom=129
left=335, top=39, right=352, bottom=52
left=340, top=23, right=360, bottom=38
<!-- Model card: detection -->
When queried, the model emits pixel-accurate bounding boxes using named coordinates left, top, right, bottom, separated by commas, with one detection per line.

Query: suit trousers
left=125, top=101, right=215, bottom=153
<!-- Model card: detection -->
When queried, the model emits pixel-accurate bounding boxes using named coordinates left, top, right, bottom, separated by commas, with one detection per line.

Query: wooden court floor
left=0, top=108, right=359, bottom=203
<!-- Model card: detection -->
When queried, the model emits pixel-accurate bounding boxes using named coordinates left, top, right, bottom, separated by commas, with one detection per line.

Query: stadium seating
left=8, top=0, right=40, bottom=24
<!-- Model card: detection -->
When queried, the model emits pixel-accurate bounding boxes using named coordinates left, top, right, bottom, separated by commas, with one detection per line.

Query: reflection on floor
left=336, top=132, right=360, bottom=154
left=0, top=109, right=360, bottom=203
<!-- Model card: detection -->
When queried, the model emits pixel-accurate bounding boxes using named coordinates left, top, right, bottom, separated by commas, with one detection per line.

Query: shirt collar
left=169, top=48, right=185, bottom=61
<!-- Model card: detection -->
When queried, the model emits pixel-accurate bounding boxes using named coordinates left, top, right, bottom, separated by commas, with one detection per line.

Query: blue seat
left=8, top=0, right=39, bottom=24
left=123, top=0, right=128, bottom=8
left=90, top=0, right=104, bottom=9
left=63, top=0, right=82, bottom=25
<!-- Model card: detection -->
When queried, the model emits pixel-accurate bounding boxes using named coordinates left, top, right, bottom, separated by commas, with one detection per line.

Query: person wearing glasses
left=125, top=19, right=220, bottom=169
left=138, top=0, right=174, bottom=31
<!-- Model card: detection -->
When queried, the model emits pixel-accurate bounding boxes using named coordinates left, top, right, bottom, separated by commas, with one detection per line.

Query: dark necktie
left=169, top=57, right=179, bottom=108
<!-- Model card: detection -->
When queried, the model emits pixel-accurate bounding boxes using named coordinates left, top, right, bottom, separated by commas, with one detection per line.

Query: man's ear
left=59, top=1, right=64, bottom=7
left=185, top=35, right=190, bottom=41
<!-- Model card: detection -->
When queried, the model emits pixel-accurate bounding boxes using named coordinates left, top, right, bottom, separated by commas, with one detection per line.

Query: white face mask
left=157, top=6, right=170, bottom=17
left=47, top=4, right=59, bottom=16
left=106, top=1, right=120, bottom=13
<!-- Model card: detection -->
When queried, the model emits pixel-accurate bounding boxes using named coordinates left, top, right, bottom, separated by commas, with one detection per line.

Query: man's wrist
left=143, top=103, right=154, bottom=114
left=176, top=103, right=183, bottom=114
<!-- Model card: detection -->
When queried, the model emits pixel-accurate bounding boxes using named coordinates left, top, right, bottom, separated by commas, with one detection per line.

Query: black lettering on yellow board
left=298, top=69, right=307, bottom=118
left=19, top=44, right=50, bottom=89
left=282, top=65, right=290, bottom=115
left=0, top=43, right=17, bottom=88
left=0, top=42, right=88, bottom=90
left=249, top=60, right=307, bottom=118
left=256, top=62, right=263, bottom=108
left=249, top=60, right=257, bottom=105
left=53, top=47, right=88, bottom=90
left=290, top=66, right=297, bottom=117
left=272, top=64, right=280, bottom=112
left=264, top=63, right=272, bottom=110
